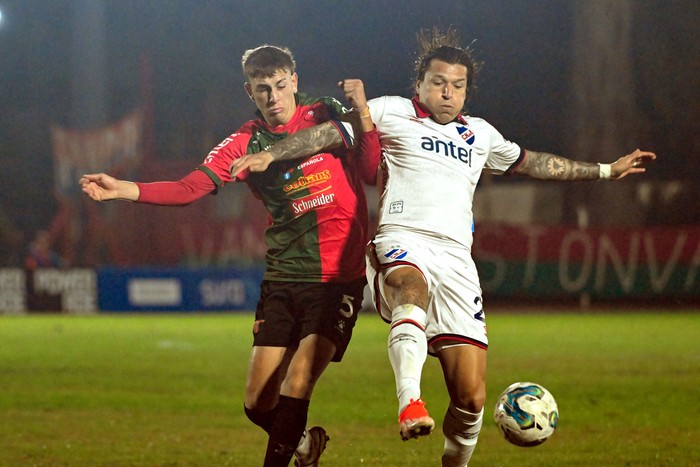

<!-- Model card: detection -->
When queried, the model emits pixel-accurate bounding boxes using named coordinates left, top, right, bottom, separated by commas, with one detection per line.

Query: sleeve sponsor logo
left=204, top=133, right=241, bottom=164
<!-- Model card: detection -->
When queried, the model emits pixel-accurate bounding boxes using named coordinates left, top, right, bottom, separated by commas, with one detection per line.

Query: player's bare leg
left=437, top=344, right=487, bottom=466
left=244, top=338, right=334, bottom=466
left=245, top=346, right=291, bottom=412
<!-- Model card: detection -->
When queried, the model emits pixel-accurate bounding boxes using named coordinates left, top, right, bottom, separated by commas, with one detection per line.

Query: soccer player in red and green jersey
left=80, top=44, right=378, bottom=467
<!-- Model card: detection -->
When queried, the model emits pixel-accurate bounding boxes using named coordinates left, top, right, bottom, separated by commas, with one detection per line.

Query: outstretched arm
left=513, top=148, right=656, bottom=180
left=80, top=170, right=215, bottom=205
left=80, top=173, right=140, bottom=201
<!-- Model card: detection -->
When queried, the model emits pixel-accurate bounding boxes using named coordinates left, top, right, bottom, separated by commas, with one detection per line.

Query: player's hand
left=79, top=173, right=121, bottom=201
left=338, top=79, right=368, bottom=113
left=609, top=149, right=657, bottom=179
left=230, top=152, right=274, bottom=179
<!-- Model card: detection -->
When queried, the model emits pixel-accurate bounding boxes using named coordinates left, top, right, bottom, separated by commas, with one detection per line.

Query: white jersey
left=368, top=95, right=523, bottom=249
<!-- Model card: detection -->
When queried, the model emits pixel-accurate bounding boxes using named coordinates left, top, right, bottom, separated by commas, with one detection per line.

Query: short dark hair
left=413, top=27, right=481, bottom=101
left=241, top=45, right=296, bottom=79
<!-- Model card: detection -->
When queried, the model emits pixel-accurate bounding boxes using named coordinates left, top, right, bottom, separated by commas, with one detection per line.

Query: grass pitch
left=1, top=310, right=698, bottom=466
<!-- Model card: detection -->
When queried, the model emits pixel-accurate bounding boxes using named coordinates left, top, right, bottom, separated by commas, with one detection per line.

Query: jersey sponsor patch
left=291, top=190, right=336, bottom=216
left=283, top=170, right=332, bottom=193
left=420, top=135, right=472, bottom=166
left=298, top=154, right=325, bottom=170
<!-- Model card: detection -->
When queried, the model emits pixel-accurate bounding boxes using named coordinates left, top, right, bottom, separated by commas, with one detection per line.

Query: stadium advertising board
left=473, top=224, right=700, bottom=300
left=1, top=224, right=697, bottom=314
left=96, top=266, right=264, bottom=312
left=0, top=268, right=97, bottom=314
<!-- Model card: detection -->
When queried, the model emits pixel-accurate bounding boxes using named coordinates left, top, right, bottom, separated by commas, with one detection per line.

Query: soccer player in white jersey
left=230, top=27, right=656, bottom=466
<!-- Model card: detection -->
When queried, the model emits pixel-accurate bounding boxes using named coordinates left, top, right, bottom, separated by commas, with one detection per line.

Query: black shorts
left=252, top=277, right=365, bottom=362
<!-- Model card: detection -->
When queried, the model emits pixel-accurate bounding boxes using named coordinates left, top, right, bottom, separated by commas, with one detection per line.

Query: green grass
left=1, top=311, right=698, bottom=466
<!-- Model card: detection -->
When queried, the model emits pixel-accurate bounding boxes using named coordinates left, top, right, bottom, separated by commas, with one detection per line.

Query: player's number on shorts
left=339, top=294, right=355, bottom=318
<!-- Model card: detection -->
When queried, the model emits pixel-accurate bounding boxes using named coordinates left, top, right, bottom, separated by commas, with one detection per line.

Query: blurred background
left=1, top=0, right=698, bottom=311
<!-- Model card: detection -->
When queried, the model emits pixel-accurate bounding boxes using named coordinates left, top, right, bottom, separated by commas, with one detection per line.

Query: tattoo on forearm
left=269, top=122, right=343, bottom=161
left=519, top=151, right=600, bottom=180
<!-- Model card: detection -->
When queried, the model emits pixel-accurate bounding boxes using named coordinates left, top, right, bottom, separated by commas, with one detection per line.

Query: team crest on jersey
left=456, top=125, right=475, bottom=145
left=384, top=248, right=408, bottom=260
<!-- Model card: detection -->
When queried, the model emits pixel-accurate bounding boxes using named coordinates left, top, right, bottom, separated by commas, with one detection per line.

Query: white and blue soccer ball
left=493, top=381, right=559, bottom=447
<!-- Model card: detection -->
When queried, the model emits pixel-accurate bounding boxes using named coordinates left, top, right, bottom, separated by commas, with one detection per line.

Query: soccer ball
left=493, top=381, right=559, bottom=447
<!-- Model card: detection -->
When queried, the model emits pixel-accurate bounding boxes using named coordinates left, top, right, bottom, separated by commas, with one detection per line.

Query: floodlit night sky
left=1, top=0, right=699, bottom=236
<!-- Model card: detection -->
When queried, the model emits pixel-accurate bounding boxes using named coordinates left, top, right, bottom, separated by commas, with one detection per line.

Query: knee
left=245, top=384, right=277, bottom=412
left=280, top=370, right=317, bottom=400
left=244, top=392, right=264, bottom=411
left=453, top=386, right=486, bottom=413
left=384, top=267, right=423, bottom=290
left=384, top=268, right=428, bottom=309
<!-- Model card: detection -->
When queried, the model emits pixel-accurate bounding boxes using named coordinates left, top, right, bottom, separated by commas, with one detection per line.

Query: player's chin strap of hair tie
left=358, top=107, right=372, bottom=119
left=598, top=163, right=611, bottom=180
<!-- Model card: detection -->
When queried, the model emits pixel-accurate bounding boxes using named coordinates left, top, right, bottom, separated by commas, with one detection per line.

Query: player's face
left=415, top=59, right=468, bottom=124
left=245, top=69, right=298, bottom=127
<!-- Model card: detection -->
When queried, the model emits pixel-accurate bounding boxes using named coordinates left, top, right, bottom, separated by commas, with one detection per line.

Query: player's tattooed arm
left=509, top=148, right=656, bottom=182
left=514, top=150, right=600, bottom=180
left=229, top=121, right=343, bottom=178
left=268, top=121, right=343, bottom=161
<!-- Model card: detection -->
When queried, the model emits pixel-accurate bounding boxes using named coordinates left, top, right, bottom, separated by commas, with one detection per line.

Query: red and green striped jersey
left=199, top=94, right=369, bottom=283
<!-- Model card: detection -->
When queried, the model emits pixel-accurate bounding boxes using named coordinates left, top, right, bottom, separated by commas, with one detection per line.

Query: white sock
left=387, top=304, right=428, bottom=415
left=442, top=404, right=483, bottom=467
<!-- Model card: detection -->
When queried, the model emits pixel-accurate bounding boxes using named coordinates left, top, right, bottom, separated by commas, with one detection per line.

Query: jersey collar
left=411, top=96, right=468, bottom=125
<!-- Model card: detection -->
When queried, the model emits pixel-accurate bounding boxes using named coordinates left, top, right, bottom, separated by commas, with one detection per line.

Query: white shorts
left=366, top=226, right=488, bottom=354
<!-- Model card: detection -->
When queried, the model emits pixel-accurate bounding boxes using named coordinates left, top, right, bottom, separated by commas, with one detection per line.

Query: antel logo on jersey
left=421, top=136, right=472, bottom=166
left=291, top=191, right=336, bottom=215
left=283, top=170, right=332, bottom=192
left=384, top=248, right=408, bottom=260
left=456, top=125, right=475, bottom=145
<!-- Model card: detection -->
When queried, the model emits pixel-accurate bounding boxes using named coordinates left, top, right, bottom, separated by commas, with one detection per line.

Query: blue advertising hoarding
left=97, top=266, right=265, bottom=312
